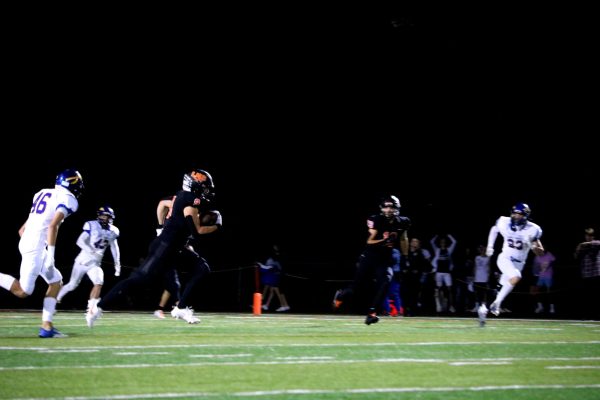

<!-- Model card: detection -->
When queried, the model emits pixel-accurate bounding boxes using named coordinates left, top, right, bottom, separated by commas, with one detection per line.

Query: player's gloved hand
left=44, top=252, right=54, bottom=267
left=114, top=264, right=121, bottom=277
left=486, top=247, right=494, bottom=257
left=212, top=210, right=222, bottom=227
left=44, top=255, right=55, bottom=270
left=44, top=245, right=56, bottom=271
left=156, top=224, right=163, bottom=236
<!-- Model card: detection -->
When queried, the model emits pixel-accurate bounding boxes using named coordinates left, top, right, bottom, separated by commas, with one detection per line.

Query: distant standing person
left=574, top=228, right=600, bottom=320
left=478, top=203, right=544, bottom=326
left=532, top=248, right=556, bottom=314
left=403, top=238, right=432, bottom=315
left=258, top=244, right=291, bottom=312
left=383, top=248, right=403, bottom=316
left=0, top=169, right=84, bottom=338
left=471, top=245, right=490, bottom=312
left=430, top=234, right=457, bottom=313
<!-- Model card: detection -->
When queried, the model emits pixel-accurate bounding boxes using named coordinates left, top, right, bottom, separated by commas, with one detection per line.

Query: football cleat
left=171, top=306, right=200, bottom=324
left=39, top=327, right=68, bottom=338
left=477, top=304, right=488, bottom=327
left=332, top=289, right=343, bottom=311
left=86, top=305, right=103, bottom=328
left=365, top=313, right=379, bottom=325
left=489, top=303, right=500, bottom=316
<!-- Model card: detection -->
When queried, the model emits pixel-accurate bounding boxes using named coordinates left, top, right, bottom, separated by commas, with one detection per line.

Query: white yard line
left=10, top=383, right=600, bottom=399
left=2, top=340, right=600, bottom=351
left=1, top=356, right=599, bottom=371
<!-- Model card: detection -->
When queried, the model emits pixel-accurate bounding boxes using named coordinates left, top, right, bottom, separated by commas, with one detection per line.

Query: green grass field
left=1, top=310, right=599, bottom=399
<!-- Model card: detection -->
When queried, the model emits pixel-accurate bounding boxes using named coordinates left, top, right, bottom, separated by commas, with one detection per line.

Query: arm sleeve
left=110, top=240, right=121, bottom=266
left=487, top=223, right=499, bottom=252
left=76, top=231, right=95, bottom=254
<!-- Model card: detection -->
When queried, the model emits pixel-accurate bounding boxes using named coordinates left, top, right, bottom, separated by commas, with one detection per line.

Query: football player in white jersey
left=0, top=169, right=83, bottom=338
left=57, top=206, right=121, bottom=315
left=478, top=203, right=544, bottom=326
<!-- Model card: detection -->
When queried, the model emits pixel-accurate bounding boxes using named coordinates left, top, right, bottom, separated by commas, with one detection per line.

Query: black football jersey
left=364, top=214, right=411, bottom=255
left=161, top=190, right=205, bottom=247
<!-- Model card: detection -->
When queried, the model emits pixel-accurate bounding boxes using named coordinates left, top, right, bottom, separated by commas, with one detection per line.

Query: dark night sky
left=3, top=6, right=597, bottom=310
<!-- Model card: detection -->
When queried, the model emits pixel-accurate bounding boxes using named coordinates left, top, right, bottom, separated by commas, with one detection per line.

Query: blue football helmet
left=510, top=202, right=531, bottom=230
left=55, top=169, right=84, bottom=198
left=97, top=205, right=115, bottom=228
left=182, top=169, right=215, bottom=201
left=511, top=202, right=531, bottom=218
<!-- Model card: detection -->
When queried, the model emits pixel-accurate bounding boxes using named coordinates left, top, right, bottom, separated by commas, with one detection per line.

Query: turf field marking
left=37, top=349, right=99, bottom=353
left=1, top=356, right=599, bottom=371
left=189, top=354, right=253, bottom=358
left=11, top=384, right=600, bottom=399
left=275, top=356, right=334, bottom=360
left=546, top=365, right=600, bottom=369
left=237, top=384, right=600, bottom=396
left=449, top=361, right=512, bottom=365
left=1, top=340, right=599, bottom=352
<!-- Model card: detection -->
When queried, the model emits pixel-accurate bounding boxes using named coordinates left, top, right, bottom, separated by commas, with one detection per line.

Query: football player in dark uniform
left=333, top=195, right=411, bottom=325
left=86, top=169, right=221, bottom=327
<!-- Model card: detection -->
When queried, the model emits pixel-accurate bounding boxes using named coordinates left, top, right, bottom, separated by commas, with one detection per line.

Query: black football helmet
left=182, top=169, right=215, bottom=201
left=380, top=195, right=400, bottom=218
left=55, top=169, right=84, bottom=198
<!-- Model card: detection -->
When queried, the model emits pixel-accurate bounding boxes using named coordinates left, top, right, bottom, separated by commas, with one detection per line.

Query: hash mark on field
left=38, top=349, right=99, bottom=353
left=189, top=354, right=252, bottom=358
left=275, top=356, right=334, bottom=360
left=449, top=361, right=512, bottom=366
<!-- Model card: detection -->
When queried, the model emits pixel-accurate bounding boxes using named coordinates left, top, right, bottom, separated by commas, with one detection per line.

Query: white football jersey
left=494, top=216, right=542, bottom=262
left=76, top=220, right=120, bottom=265
left=19, top=186, right=79, bottom=253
